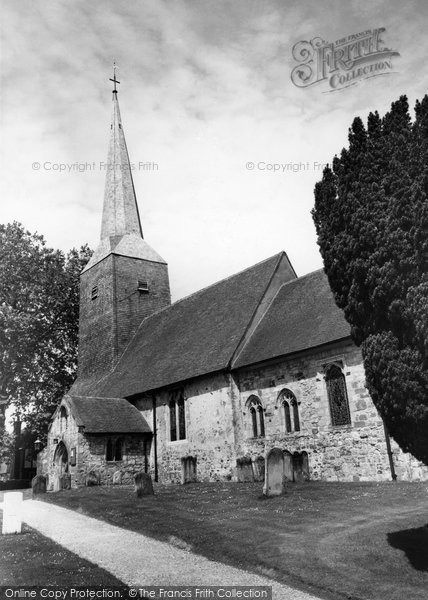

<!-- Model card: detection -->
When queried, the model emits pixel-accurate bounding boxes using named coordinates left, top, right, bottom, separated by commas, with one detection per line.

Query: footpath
left=14, top=499, right=324, bottom=600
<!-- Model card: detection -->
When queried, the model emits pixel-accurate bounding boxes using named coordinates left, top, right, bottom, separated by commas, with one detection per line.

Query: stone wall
left=39, top=397, right=149, bottom=489
left=235, top=339, right=428, bottom=482
left=134, top=373, right=237, bottom=484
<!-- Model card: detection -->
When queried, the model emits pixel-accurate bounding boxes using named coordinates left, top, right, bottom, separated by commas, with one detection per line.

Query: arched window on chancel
left=246, top=396, right=265, bottom=438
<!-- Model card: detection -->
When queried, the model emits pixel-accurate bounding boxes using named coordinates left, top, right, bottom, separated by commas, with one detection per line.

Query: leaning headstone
left=181, top=456, right=197, bottom=484
left=283, top=451, right=294, bottom=482
left=112, top=470, right=122, bottom=485
left=236, top=456, right=254, bottom=482
left=264, top=447, right=285, bottom=496
left=252, top=456, right=265, bottom=482
left=31, top=475, right=47, bottom=496
left=302, top=451, right=310, bottom=481
left=86, top=470, right=100, bottom=487
left=134, top=472, right=154, bottom=497
left=2, top=492, right=22, bottom=534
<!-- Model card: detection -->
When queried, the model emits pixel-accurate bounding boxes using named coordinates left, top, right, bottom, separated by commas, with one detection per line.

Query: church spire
left=83, top=66, right=165, bottom=272
left=100, top=76, right=143, bottom=240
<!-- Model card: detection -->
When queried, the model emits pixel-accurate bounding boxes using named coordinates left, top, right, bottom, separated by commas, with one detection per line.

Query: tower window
left=138, top=280, right=149, bottom=293
left=91, top=285, right=98, bottom=300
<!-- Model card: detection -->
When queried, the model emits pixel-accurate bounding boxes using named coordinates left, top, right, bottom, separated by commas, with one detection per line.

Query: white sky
left=1, top=0, right=427, bottom=300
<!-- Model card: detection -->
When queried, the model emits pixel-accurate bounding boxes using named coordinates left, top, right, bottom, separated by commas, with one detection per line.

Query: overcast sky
left=1, top=0, right=427, bottom=300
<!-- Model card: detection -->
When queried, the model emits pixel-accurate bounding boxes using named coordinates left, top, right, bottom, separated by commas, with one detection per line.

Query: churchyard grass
left=0, top=502, right=125, bottom=586
left=40, top=481, right=427, bottom=600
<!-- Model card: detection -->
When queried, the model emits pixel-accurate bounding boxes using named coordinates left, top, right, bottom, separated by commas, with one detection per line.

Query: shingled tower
left=75, top=68, right=171, bottom=389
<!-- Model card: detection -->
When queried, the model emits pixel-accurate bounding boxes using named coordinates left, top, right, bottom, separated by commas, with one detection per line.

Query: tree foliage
left=0, top=222, right=92, bottom=440
left=312, top=95, right=428, bottom=465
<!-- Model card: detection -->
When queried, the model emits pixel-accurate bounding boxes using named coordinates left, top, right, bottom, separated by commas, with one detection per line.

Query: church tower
left=75, top=69, right=171, bottom=389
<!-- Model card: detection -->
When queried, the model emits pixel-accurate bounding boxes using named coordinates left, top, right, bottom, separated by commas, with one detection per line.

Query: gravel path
left=19, top=499, right=323, bottom=600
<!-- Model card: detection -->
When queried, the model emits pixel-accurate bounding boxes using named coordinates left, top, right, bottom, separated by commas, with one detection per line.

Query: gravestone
left=135, top=472, right=154, bottom=497
left=2, top=492, right=22, bottom=534
left=60, top=474, right=71, bottom=490
left=86, top=470, right=100, bottom=487
left=236, top=456, right=254, bottom=482
left=302, top=451, right=310, bottom=481
left=293, top=452, right=305, bottom=482
left=181, top=456, right=197, bottom=484
left=283, top=450, right=294, bottom=482
left=252, top=456, right=265, bottom=482
left=31, top=475, right=47, bottom=496
left=264, top=448, right=285, bottom=496
left=112, top=470, right=122, bottom=485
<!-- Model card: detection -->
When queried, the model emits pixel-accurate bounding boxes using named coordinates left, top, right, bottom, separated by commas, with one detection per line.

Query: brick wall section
left=78, top=254, right=170, bottom=382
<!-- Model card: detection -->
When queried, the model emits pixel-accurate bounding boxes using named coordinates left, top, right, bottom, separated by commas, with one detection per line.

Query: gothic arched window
left=278, top=389, right=300, bottom=433
left=325, top=364, right=351, bottom=426
left=169, top=390, right=186, bottom=441
left=246, top=396, right=265, bottom=438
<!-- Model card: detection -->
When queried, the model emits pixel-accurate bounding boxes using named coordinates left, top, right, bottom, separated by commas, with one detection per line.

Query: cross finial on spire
left=109, top=62, right=120, bottom=93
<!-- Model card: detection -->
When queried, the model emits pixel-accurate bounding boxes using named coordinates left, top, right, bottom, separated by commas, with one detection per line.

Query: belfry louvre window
left=169, top=390, right=186, bottom=441
left=91, top=285, right=98, bottom=300
left=325, top=364, right=351, bottom=426
left=246, top=396, right=265, bottom=438
left=138, top=280, right=149, bottom=293
left=278, top=389, right=300, bottom=433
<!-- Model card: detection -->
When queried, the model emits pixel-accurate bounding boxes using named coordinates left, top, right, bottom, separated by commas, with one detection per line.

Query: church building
left=38, top=80, right=428, bottom=489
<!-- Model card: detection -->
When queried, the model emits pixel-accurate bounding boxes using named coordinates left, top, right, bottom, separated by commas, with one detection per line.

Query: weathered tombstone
left=112, top=470, right=122, bottom=485
left=31, top=475, right=47, bottom=496
left=302, top=451, right=310, bottom=481
left=135, top=472, right=154, bottom=497
left=264, top=448, right=285, bottom=496
left=293, top=452, right=305, bottom=482
left=86, top=470, right=100, bottom=487
left=181, top=456, right=197, bottom=484
left=236, top=456, right=254, bottom=482
left=283, top=450, right=294, bottom=482
left=2, top=492, right=22, bottom=534
left=60, top=474, right=71, bottom=490
left=252, top=456, right=265, bottom=482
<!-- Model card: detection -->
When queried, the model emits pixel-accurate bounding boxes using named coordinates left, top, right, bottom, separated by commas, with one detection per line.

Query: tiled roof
left=67, top=396, right=152, bottom=433
left=94, top=253, right=287, bottom=398
left=232, top=269, right=351, bottom=368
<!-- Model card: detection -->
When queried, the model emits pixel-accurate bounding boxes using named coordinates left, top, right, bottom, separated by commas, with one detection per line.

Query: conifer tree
left=313, top=95, right=428, bottom=465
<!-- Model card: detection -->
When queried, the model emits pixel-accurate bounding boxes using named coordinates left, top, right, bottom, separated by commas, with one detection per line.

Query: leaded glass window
left=170, top=390, right=186, bottom=441
left=178, top=394, right=186, bottom=440
left=278, top=389, right=300, bottom=433
left=326, top=364, right=351, bottom=426
left=169, top=398, right=177, bottom=441
left=246, top=396, right=265, bottom=438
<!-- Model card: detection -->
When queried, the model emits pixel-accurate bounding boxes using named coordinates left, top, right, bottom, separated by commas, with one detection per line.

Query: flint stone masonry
left=38, top=397, right=149, bottom=489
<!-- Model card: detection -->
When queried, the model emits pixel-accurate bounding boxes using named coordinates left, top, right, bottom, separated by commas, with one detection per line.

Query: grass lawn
left=40, top=481, right=428, bottom=600
left=0, top=491, right=124, bottom=587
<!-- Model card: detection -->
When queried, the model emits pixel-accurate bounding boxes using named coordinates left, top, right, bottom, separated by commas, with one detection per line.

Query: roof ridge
left=73, top=252, right=286, bottom=397
left=170, top=251, right=285, bottom=307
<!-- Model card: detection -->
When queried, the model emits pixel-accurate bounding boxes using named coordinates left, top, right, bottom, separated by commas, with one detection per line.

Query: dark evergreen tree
left=313, top=95, right=428, bottom=465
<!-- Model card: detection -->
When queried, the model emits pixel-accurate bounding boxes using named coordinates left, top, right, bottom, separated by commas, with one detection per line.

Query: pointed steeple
left=83, top=69, right=165, bottom=272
